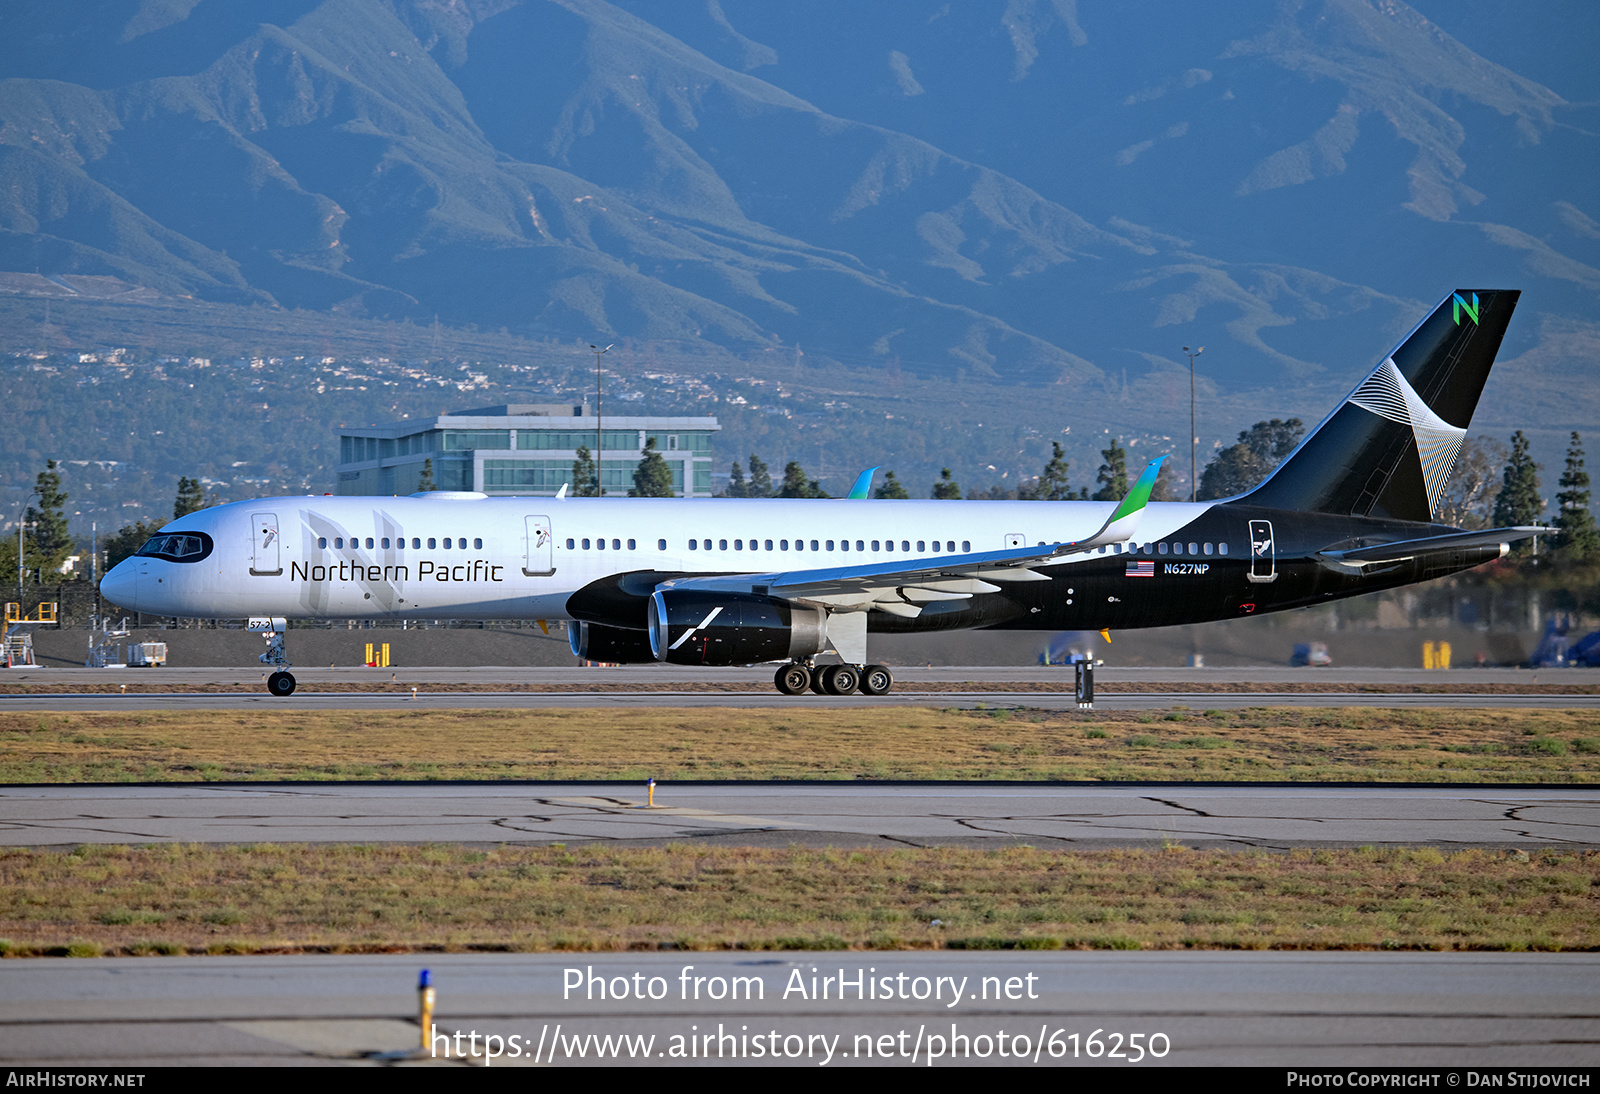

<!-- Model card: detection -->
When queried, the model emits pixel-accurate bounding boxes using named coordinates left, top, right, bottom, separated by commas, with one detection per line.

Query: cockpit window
left=135, top=531, right=214, bottom=563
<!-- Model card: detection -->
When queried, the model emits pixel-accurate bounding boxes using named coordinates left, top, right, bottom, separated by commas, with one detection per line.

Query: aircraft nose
left=100, top=560, right=138, bottom=611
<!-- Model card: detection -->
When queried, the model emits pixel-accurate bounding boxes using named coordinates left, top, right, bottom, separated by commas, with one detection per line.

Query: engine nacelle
left=568, top=621, right=658, bottom=664
left=648, top=590, right=827, bottom=666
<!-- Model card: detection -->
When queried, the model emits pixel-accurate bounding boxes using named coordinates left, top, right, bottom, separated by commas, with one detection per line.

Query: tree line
left=9, top=426, right=1593, bottom=594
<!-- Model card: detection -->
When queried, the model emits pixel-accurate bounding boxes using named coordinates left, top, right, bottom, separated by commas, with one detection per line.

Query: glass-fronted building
left=335, top=403, right=719, bottom=498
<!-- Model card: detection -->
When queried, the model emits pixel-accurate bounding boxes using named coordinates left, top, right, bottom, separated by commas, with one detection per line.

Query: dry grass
left=1, top=843, right=1594, bottom=956
left=1, top=706, right=1597, bottom=783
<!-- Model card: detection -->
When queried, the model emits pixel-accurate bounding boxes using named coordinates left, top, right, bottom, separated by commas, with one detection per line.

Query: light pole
left=16, top=490, right=40, bottom=606
left=590, top=343, right=613, bottom=496
left=1183, top=345, right=1204, bottom=503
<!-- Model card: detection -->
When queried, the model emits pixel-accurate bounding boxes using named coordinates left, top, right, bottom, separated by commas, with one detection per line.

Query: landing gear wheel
left=821, top=664, right=859, bottom=696
left=267, top=671, right=297, bottom=697
left=859, top=664, right=894, bottom=696
left=809, top=667, right=829, bottom=694
left=775, top=663, right=811, bottom=696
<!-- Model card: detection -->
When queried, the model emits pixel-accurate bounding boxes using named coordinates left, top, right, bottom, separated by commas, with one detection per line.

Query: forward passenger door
left=524, top=516, right=555, bottom=577
left=250, top=512, right=281, bottom=576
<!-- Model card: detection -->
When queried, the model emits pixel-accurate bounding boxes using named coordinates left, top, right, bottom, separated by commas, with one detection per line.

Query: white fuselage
left=99, top=493, right=1216, bottom=621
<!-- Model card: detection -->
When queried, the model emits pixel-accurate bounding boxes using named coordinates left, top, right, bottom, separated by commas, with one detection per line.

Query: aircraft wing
left=662, top=457, right=1166, bottom=617
left=1318, top=525, right=1548, bottom=565
left=661, top=541, right=1067, bottom=616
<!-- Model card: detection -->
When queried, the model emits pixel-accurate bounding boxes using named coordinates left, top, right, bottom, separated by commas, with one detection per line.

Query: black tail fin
left=1244, top=288, right=1519, bottom=523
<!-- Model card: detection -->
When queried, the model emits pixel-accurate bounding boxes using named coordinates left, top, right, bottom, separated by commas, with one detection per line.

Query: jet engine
left=648, top=590, right=827, bottom=666
left=568, top=621, right=658, bottom=664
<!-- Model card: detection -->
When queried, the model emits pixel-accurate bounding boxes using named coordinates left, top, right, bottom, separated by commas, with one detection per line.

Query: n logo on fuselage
left=1452, top=292, right=1479, bottom=326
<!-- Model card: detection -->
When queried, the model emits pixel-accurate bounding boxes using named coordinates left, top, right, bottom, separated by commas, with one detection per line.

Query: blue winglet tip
left=847, top=466, right=880, bottom=500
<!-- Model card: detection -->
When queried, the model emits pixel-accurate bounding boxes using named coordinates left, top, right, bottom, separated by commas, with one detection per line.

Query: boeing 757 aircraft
left=100, top=289, right=1539, bottom=697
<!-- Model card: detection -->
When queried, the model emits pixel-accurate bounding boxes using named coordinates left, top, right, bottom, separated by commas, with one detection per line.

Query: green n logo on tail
left=1453, top=292, right=1480, bottom=326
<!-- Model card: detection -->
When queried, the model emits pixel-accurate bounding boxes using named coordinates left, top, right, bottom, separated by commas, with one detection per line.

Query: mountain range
left=1, top=0, right=1596, bottom=508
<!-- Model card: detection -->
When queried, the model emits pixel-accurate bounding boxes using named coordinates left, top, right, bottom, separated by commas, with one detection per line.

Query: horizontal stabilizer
left=1319, top=526, right=1548, bottom=565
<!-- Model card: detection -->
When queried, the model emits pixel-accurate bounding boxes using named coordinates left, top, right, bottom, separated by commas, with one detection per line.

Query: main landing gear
left=773, top=662, right=893, bottom=696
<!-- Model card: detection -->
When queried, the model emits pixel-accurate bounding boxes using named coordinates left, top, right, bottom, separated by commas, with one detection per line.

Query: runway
left=4, top=783, right=1596, bottom=849
left=3, top=665, right=1598, bottom=710
left=2, top=951, right=1596, bottom=1066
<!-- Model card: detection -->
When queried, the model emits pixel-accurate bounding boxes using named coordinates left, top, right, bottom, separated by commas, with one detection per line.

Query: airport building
left=334, top=403, right=719, bottom=498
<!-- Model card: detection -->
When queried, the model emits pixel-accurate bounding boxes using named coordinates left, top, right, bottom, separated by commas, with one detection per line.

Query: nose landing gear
left=251, top=617, right=296, bottom=697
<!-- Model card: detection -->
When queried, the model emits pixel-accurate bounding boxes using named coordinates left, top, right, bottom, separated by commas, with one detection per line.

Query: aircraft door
left=523, top=515, right=555, bottom=577
left=250, top=512, right=282, bottom=576
left=1247, top=519, right=1276, bottom=584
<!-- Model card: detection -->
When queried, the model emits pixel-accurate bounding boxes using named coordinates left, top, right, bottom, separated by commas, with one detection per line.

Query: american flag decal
left=1125, top=560, right=1154, bottom=577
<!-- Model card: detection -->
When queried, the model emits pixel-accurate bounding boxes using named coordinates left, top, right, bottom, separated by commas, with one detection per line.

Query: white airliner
left=100, top=289, right=1540, bottom=697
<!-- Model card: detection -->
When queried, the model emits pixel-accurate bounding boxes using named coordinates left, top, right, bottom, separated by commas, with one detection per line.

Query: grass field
left=2, top=706, right=1597, bottom=783
left=1, top=843, right=1593, bottom=956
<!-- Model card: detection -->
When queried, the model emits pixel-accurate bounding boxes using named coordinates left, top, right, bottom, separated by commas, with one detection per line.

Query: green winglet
left=1108, top=456, right=1167, bottom=523
left=847, top=467, right=880, bottom=499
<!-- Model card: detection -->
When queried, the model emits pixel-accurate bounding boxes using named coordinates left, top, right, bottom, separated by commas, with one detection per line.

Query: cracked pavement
left=2, top=784, right=1596, bottom=848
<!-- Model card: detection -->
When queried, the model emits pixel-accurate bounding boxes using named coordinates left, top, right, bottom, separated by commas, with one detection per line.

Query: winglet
left=1069, top=456, right=1165, bottom=550
left=847, top=467, right=880, bottom=500
left=1110, top=456, right=1165, bottom=524
left=556, top=483, right=569, bottom=499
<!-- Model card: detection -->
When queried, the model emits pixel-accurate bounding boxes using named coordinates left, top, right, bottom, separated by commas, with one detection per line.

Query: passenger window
left=475, top=538, right=484, bottom=550
left=459, top=538, right=468, bottom=549
left=735, top=539, right=743, bottom=551
left=1158, top=542, right=1168, bottom=554
left=688, top=540, right=697, bottom=551
left=566, top=538, right=575, bottom=549
left=413, top=538, right=422, bottom=549
left=612, top=539, right=620, bottom=550
left=1189, top=542, right=1198, bottom=555
left=428, top=538, right=437, bottom=549
left=872, top=540, right=880, bottom=552
left=443, top=538, right=451, bottom=550
left=856, top=540, right=864, bottom=552
left=719, top=539, right=728, bottom=551
left=657, top=539, right=665, bottom=550
left=628, top=539, right=637, bottom=550
left=826, top=540, right=835, bottom=551
left=781, top=539, right=789, bottom=551
left=582, top=538, right=591, bottom=550
left=902, top=541, right=910, bottom=552
left=962, top=541, right=970, bottom=552
left=382, top=538, right=391, bottom=549
left=1219, top=543, right=1229, bottom=555
left=810, top=540, right=819, bottom=551
left=917, top=541, right=925, bottom=552
left=318, top=537, right=328, bottom=550
left=1203, top=543, right=1213, bottom=555
left=764, top=539, right=773, bottom=551
left=839, top=540, right=847, bottom=552
left=597, top=538, right=606, bottom=550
